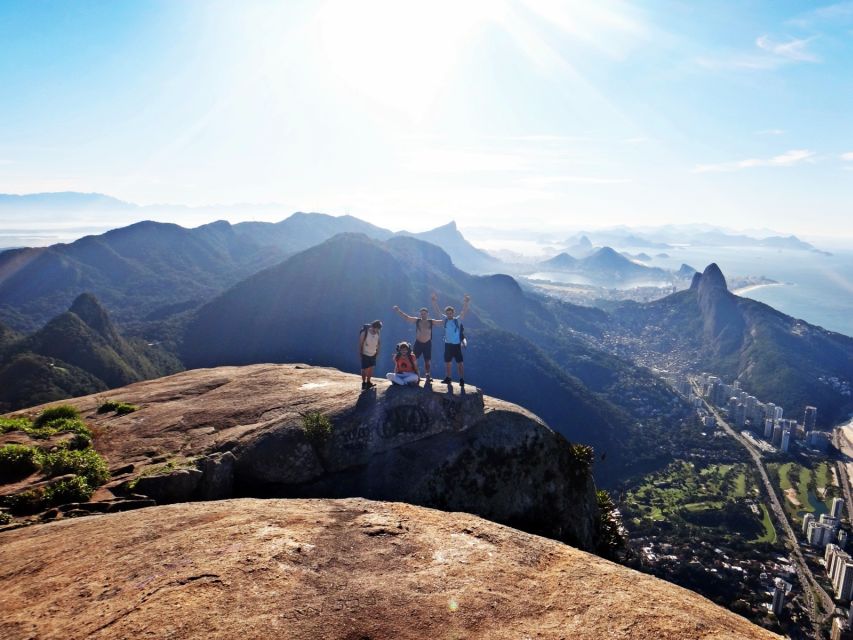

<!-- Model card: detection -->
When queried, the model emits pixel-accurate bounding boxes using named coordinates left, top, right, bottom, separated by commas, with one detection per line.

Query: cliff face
left=6, top=364, right=599, bottom=550
left=0, top=498, right=780, bottom=640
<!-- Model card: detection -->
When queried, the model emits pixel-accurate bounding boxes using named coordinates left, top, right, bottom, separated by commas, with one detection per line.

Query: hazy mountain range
left=1, top=203, right=851, bottom=482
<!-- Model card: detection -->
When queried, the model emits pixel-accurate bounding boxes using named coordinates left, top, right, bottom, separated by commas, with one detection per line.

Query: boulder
left=7, top=364, right=600, bottom=549
left=0, top=498, right=780, bottom=640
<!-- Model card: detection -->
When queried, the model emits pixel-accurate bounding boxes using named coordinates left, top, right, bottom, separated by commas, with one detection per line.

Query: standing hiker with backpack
left=391, top=305, right=442, bottom=382
left=359, top=320, right=382, bottom=391
left=431, top=292, right=471, bottom=387
left=386, top=341, right=420, bottom=386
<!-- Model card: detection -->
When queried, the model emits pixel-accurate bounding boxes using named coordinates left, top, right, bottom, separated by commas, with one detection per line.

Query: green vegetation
left=767, top=460, right=840, bottom=524
left=0, top=511, right=10, bottom=525
left=33, top=404, right=79, bottom=426
left=97, top=400, right=139, bottom=415
left=0, top=409, right=110, bottom=515
left=0, top=444, right=41, bottom=479
left=0, top=417, right=32, bottom=434
left=596, top=489, right=627, bottom=559
left=39, top=448, right=110, bottom=487
left=125, top=458, right=196, bottom=490
left=568, top=443, right=594, bottom=473
left=302, top=412, right=333, bottom=447
left=42, top=475, right=94, bottom=504
left=0, top=410, right=92, bottom=441
left=755, top=504, right=777, bottom=544
left=622, top=460, right=771, bottom=544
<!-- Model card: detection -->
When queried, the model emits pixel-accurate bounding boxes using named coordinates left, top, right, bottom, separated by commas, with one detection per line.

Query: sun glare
left=314, top=0, right=503, bottom=122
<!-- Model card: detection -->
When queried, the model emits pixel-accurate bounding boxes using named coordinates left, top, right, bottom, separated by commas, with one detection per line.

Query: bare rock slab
left=0, top=498, right=780, bottom=640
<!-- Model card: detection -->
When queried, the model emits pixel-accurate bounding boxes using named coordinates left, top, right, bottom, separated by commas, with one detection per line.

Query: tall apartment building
left=804, top=513, right=815, bottom=536
left=781, top=428, right=791, bottom=452
left=772, top=585, right=785, bottom=616
left=833, top=498, right=846, bottom=520
left=764, top=418, right=774, bottom=439
left=804, top=406, right=818, bottom=432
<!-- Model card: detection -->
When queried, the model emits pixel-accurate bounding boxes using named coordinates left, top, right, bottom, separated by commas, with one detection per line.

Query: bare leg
left=458, top=362, right=465, bottom=379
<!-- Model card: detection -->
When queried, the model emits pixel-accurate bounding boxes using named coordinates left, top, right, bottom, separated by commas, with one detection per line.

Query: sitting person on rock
left=391, top=304, right=442, bottom=382
left=431, top=292, right=471, bottom=386
left=386, top=341, right=420, bottom=387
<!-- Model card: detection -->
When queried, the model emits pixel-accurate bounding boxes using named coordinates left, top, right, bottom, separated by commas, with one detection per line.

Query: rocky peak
left=68, top=292, right=119, bottom=341
left=8, top=364, right=602, bottom=550
left=698, top=262, right=728, bottom=291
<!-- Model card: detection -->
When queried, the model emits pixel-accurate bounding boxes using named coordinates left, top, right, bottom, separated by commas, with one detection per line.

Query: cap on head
left=397, top=341, right=411, bottom=351
left=371, top=320, right=383, bottom=329
left=419, top=307, right=429, bottom=313
left=445, top=306, right=455, bottom=314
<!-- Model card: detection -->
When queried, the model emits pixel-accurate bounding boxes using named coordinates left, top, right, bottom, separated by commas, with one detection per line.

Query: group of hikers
left=358, top=292, right=470, bottom=391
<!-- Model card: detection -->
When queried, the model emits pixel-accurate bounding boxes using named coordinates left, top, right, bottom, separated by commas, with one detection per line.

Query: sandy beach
left=732, top=282, right=788, bottom=295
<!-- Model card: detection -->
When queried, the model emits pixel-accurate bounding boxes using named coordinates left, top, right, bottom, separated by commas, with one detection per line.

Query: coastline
left=732, top=282, right=787, bottom=295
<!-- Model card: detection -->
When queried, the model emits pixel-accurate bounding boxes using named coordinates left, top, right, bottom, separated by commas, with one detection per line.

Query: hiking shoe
left=366, top=381, right=376, bottom=389
left=361, top=381, right=367, bottom=390
left=441, top=377, right=452, bottom=384
left=459, top=378, right=465, bottom=386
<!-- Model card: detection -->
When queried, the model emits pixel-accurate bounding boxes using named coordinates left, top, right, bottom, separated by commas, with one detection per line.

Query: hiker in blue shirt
left=431, top=292, right=471, bottom=386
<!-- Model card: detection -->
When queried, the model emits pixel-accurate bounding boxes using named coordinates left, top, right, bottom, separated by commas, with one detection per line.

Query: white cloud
left=755, top=35, right=820, bottom=62
left=841, top=151, right=853, bottom=161
left=693, top=149, right=817, bottom=173
left=697, top=34, right=820, bottom=71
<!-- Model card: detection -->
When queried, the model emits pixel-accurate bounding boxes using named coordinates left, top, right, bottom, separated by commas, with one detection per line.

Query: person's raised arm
left=458, top=294, right=471, bottom=320
left=431, top=292, right=443, bottom=318
left=392, top=305, right=417, bottom=323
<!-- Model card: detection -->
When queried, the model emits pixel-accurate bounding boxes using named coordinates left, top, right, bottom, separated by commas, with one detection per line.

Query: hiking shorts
left=361, top=354, right=377, bottom=369
left=413, top=339, right=432, bottom=361
left=444, top=343, right=463, bottom=363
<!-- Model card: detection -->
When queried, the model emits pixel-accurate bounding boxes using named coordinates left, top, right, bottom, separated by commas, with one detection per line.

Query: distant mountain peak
left=700, top=263, right=728, bottom=291
left=578, top=235, right=592, bottom=248
left=689, top=263, right=728, bottom=292
left=69, top=292, right=118, bottom=341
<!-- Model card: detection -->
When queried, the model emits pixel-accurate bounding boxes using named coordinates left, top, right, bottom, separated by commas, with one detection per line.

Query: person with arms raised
left=391, top=305, right=442, bottom=382
left=431, top=292, right=470, bottom=387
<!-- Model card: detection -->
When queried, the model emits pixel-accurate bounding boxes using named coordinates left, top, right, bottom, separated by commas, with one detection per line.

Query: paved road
left=692, top=381, right=834, bottom=634
left=832, top=425, right=853, bottom=526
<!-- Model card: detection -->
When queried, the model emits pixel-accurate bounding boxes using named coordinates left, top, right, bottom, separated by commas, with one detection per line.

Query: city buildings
left=804, top=406, right=818, bottom=433
left=834, top=498, right=846, bottom=520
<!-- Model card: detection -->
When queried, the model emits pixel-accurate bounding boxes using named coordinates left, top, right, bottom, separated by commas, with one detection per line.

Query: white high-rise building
left=809, top=521, right=836, bottom=547
left=833, top=498, right=846, bottom=519
left=764, top=418, right=774, bottom=439
left=774, top=406, right=784, bottom=420
left=835, top=562, right=853, bottom=601
left=804, top=513, right=815, bottom=536
left=781, top=428, right=791, bottom=452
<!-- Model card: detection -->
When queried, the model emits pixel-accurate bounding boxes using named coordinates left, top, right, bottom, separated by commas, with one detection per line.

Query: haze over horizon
left=2, top=1, right=853, bottom=236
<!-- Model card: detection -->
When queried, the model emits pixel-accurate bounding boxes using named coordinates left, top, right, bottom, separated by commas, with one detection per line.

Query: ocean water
left=649, top=247, right=853, bottom=339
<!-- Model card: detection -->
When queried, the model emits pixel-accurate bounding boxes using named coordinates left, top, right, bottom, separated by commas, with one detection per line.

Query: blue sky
left=1, top=0, right=852, bottom=235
